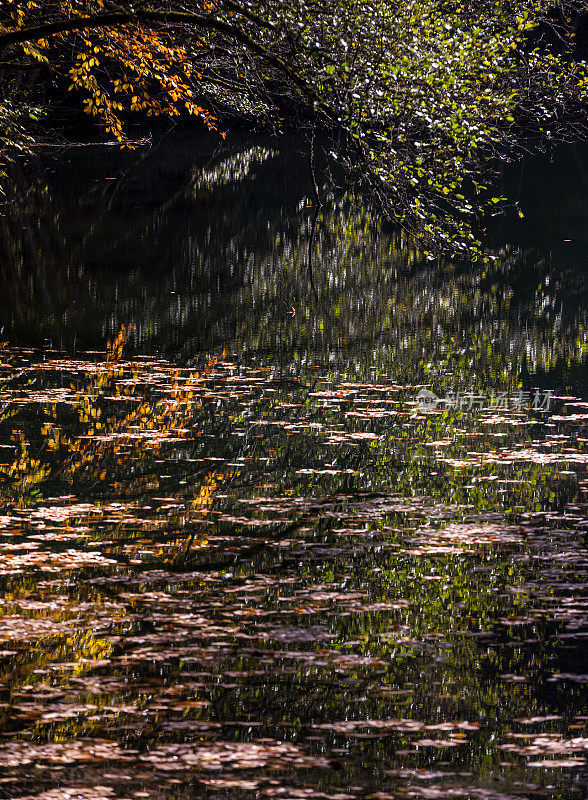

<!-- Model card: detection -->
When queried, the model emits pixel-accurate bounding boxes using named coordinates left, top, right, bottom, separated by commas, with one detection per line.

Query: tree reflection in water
left=0, top=134, right=586, bottom=800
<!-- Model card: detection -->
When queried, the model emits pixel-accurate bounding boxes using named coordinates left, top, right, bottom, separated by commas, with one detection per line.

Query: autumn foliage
left=1, top=0, right=220, bottom=144
left=1, top=1, right=587, bottom=255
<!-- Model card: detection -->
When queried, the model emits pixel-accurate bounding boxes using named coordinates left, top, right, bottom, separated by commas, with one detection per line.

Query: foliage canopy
left=1, top=0, right=587, bottom=256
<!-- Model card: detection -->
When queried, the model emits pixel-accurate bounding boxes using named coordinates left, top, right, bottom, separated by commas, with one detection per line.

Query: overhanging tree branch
left=0, top=12, right=211, bottom=48
left=0, top=9, right=340, bottom=125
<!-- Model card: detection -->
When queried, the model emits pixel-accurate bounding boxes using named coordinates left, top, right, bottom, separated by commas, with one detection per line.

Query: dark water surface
left=0, top=131, right=587, bottom=800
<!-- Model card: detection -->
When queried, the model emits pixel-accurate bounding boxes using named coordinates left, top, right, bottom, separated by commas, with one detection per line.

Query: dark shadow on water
left=1, top=128, right=587, bottom=392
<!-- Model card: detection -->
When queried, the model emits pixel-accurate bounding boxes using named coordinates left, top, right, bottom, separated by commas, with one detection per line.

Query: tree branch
left=0, top=9, right=339, bottom=126
left=0, top=61, right=47, bottom=70
left=0, top=11, right=212, bottom=48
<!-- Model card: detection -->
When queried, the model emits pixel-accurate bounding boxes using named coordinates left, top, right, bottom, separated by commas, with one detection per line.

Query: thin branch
left=0, top=61, right=47, bottom=70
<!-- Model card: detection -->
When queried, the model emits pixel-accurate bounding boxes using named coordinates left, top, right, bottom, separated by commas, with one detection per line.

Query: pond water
left=0, top=131, right=587, bottom=800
